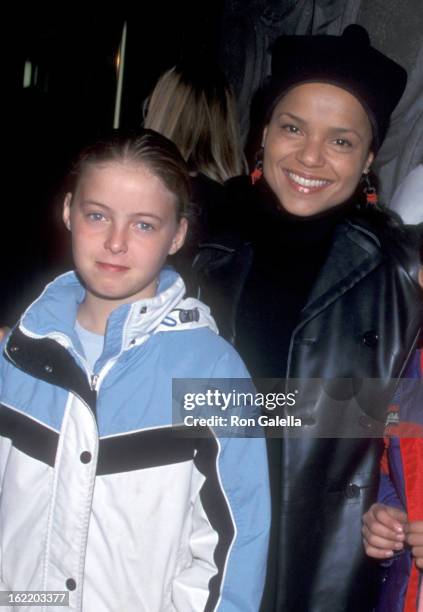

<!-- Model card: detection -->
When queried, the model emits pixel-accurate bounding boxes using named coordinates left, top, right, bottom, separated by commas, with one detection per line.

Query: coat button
left=66, top=578, right=76, bottom=591
left=44, top=364, right=53, bottom=373
left=359, top=414, right=373, bottom=429
left=9, top=345, right=19, bottom=353
left=362, top=330, right=379, bottom=348
left=345, top=483, right=360, bottom=498
left=80, top=451, right=92, bottom=464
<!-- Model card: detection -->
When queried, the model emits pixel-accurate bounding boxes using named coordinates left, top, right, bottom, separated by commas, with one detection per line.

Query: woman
left=193, top=25, right=423, bottom=612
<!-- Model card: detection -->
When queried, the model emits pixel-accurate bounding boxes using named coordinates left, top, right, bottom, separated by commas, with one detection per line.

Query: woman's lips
left=284, top=170, right=333, bottom=194
left=96, top=262, right=130, bottom=272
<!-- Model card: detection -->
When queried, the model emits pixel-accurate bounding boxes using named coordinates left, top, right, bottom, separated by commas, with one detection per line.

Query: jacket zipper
left=90, top=374, right=99, bottom=391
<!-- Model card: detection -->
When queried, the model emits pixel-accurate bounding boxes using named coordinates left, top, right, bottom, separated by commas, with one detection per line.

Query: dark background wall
left=6, top=1, right=423, bottom=324
left=6, top=2, right=224, bottom=324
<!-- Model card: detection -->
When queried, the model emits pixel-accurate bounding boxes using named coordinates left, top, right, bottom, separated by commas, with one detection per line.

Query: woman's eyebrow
left=327, top=126, right=363, bottom=140
left=275, top=111, right=305, bottom=125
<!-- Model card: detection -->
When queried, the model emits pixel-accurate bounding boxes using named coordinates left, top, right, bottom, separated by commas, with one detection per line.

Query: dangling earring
left=250, top=146, right=264, bottom=185
left=363, top=171, right=378, bottom=205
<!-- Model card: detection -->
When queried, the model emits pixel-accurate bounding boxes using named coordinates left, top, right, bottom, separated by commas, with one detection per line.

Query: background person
left=388, top=163, right=423, bottom=225
left=144, top=62, right=246, bottom=284
left=362, top=242, right=423, bottom=612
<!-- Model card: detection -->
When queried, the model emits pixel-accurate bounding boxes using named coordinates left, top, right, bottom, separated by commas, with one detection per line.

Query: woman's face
left=262, top=82, right=374, bottom=216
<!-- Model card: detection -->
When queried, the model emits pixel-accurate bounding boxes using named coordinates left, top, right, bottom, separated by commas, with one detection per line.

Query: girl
left=0, top=129, right=270, bottom=611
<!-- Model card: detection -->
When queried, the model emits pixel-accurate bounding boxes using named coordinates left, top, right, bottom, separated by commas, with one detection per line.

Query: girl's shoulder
left=158, top=325, right=250, bottom=379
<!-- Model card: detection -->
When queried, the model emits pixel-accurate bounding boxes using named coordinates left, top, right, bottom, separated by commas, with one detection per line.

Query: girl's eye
left=137, top=221, right=154, bottom=232
left=87, top=212, right=106, bottom=222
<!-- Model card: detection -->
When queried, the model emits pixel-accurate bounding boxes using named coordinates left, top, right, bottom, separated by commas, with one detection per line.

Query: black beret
left=265, top=24, right=407, bottom=151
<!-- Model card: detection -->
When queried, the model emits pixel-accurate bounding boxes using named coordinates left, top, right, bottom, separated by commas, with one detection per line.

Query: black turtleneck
left=235, top=179, right=354, bottom=377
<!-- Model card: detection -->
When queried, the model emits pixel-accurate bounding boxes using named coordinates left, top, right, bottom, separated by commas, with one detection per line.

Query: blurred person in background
left=389, top=162, right=423, bottom=225
left=143, top=62, right=246, bottom=286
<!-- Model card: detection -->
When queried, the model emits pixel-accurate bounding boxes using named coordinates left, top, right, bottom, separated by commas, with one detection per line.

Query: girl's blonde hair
left=68, top=129, right=191, bottom=221
left=144, top=65, right=246, bottom=184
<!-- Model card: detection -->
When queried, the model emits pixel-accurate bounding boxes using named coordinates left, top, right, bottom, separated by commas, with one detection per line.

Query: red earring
left=363, top=172, right=378, bottom=205
left=250, top=147, right=264, bottom=185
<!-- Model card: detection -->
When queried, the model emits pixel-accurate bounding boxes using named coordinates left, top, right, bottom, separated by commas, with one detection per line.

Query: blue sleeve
left=216, top=436, right=270, bottom=611
left=377, top=471, right=405, bottom=511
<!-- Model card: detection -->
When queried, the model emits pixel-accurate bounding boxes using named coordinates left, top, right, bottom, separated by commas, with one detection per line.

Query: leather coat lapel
left=298, top=221, right=383, bottom=327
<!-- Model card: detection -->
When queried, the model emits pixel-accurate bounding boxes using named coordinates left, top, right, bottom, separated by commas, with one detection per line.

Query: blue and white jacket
left=0, top=268, right=270, bottom=612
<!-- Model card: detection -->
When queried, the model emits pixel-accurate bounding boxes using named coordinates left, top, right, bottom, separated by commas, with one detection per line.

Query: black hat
left=265, top=24, right=407, bottom=151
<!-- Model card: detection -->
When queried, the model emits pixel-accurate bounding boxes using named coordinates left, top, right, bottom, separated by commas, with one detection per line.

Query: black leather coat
left=193, top=210, right=423, bottom=612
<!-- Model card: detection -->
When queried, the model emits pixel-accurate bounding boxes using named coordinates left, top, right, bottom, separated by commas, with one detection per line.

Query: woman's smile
left=283, top=169, right=333, bottom=194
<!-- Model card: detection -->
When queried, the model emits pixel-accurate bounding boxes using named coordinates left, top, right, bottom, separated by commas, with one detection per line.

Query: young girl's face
left=63, top=161, right=187, bottom=307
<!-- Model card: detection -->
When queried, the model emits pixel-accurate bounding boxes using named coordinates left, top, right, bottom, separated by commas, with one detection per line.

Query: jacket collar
left=4, top=268, right=218, bottom=406
left=17, top=268, right=217, bottom=360
left=299, top=219, right=383, bottom=325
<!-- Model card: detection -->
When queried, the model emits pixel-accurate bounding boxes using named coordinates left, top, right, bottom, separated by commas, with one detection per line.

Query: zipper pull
left=91, top=374, right=99, bottom=391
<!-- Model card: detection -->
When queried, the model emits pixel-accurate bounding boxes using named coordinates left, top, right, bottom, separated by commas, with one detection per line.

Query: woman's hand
left=405, top=521, right=423, bottom=569
left=362, top=503, right=407, bottom=559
